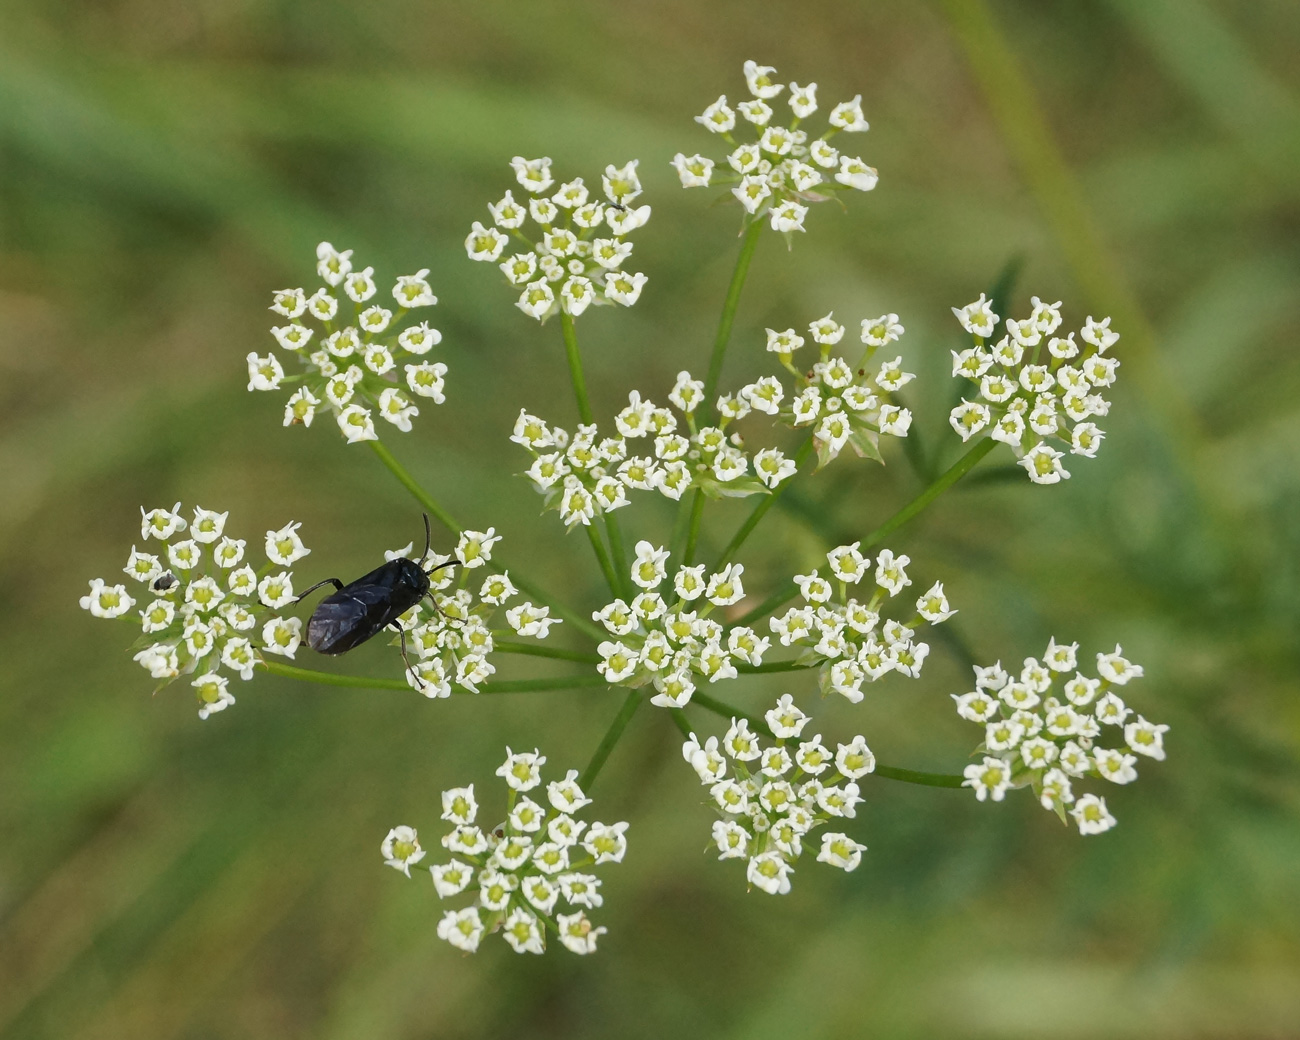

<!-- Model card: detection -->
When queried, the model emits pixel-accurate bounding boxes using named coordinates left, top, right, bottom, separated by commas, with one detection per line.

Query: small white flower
left=817, top=832, right=866, bottom=871
left=260, top=616, right=302, bottom=658
left=732, top=175, right=771, bottom=214
left=436, top=906, right=484, bottom=952
left=747, top=851, right=793, bottom=895
left=602, top=160, right=643, bottom=203
left=963, top=756, right=1012, bottom=801
left=510, top=155, right=555, bottom=193
left=1020, top=443, right=1070, bottom=484
left=952, top=293, right=1000, bottom=337
left=193, top=672, right=235, bottom=719
left=764, top=694, right=809, bottom=739
left=556, top=911, right=606, bottom=955
left=465, top=221, right=508, bottom=262
left=582, top=821, right=629, bottom=864
left=265, top=521, right=310, bottom=567
left=706, top=564, right=745, bottom=606
left=1070, top=792, right=1117, bottom=835
left=1125, top=716, right=1169, bottom=760
left=1096, top=645, right=1143, bottom=685
left=547, top=769, right=592, bottom=814
left=80, top=578, right=136, bottom=619
left=256, top=572, right=295, bottom=610
left=246, top=352, right=284, bottom=391
left=769, top=200, right=808, bottom=233
left=494, top=747, right=546, bottom=792
left=788, top=81, right=818, bottom=118
left=429, top=859, right=473, bottom=899
left=440, top=785, right=477, bottom=826
left=283, top=387, right=320, bottom=427
left=598, top=640, right=640, bottom=683
left=456, top=528, right=500, bottom=569
left=828, top=94, right=869, bottom=131
left=316, top=242, right=353, bottom=286
left=712, top=820, right=750, bottom=860
left=743, top=60, right=784, bottom=99
left=808, top=312, right=845, bottom=345
left=861, top=314, right=903, bottom=347
left=1081, top=316, right=1120, bottom=352
left=381, top=825, right=426, bottom=876
left=604, top=270, right=649, bottom=308
left=671, top=152, right=714, bottom=188
left=834, top=155, right=878, bottom=191
left=343, top=266, right=377, bottom=303
left=516, top=279, right=556, bottom=321
left=336, top=404, right=378, bottom=444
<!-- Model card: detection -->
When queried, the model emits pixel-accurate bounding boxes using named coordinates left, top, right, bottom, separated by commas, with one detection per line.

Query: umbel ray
left=296, top=514, right=456, bottom=685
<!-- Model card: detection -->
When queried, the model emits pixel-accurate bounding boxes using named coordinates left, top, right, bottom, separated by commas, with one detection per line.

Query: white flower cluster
left=79, top=504, right=313, bottom=719
left=955, top=641, right=1169, bottom=835
left=769, top=544, right=953, bottom=701
left=592, top=541, right=764, bottom=707
left=762, top=312, right=913, bottom=467
left=673, top=60, right=877, bottom=235
left=512, top=372, right=797, bottom=527
left=683, top=696, right=875, bottom=894
left=249, top=243, right=446, bottom=444
left=949, top=296, right=1121, bottom=484
left=392, top=530, right=561, bottom=696
left=466, top=157, right=650, bottom=322
left=382, top=748, right=628, bottom=955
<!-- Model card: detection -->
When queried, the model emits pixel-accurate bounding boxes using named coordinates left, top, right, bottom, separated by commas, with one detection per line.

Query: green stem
left=687, top=691, right=966, bottom=788
left=861, top=437, right=997, bottom=550
left=585, top=523, right=621, bottom=600
left=603, top=510, right=634, bottom=599
left=578, top=689, right=643, bottom=791
left=716, top=437, right=815, bottom=567
left=560, top=310, right=595, bottom=425
left=367, top=440, right=460, bottom=534
left=559, top=313, right=633, bottom=597
left=257, top=659, right=606, bottom=693
left=702, top=217, right=764, bottom=423
left=733, top=437, right=998, bottom=629
left=682, top=489, right=707, bottom=566
left=669, top=708, right=694, bottom=738
left=872, top=765, right=965, bottom=789
left=366, top=438, right=606, bottom=644
left=736, top=659, right=814, bottom=674
left=492, top=640, right=600, bottom=664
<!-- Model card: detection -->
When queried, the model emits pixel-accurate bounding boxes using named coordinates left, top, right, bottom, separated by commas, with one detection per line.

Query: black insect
left=152, top=572, right=177, bottom=593
left=296, top=515, right=456, bottom=683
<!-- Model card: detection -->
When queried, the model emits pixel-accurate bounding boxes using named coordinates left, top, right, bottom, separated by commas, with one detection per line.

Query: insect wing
left=307, top=582, right=395, bottom=654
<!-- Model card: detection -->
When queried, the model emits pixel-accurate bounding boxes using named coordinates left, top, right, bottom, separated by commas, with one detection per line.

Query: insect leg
left=396, top=624, right=424, bottom=691
left=294, top=578, right=345, bottom=603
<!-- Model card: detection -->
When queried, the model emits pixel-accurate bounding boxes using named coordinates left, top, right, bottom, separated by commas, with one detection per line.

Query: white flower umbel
left=387, top=749, right=629, bottom=955
left=767, top=544, right=951, bottom=703
left=467, top=158, right=650, bottom=324
left=949, top=296, right=1122, bottom=482
left=951, top=639, right=1167, bottom=832
left=251, top=243, right=447, bottom=443
left=683, top=696, right=873, bottom=893
left=510, top=373, right=791, bottom=529
left=587, top=545, right=777, bottom=704
left=676, top=61, right=878, bottom=241
left=757, top=311, right=915, bottom=471
left=82, top=504, right=322, bottom=717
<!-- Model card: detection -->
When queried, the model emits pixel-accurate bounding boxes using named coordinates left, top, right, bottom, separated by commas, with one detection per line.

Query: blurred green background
left=3, top=0, right=1299, bottom=1036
